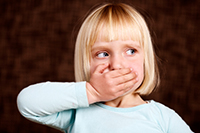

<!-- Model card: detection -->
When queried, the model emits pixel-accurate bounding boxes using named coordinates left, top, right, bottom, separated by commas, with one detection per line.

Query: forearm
left=17, top=81, right=89, bottom=117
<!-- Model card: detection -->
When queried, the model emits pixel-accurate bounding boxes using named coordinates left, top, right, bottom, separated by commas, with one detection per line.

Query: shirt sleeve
left=167, top=111, right=194, bottom=133
left=17, top=81, right=89, bottom=130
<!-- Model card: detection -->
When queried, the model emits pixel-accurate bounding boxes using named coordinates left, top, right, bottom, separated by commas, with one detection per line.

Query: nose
left=109, top=54, right=125, bottom=70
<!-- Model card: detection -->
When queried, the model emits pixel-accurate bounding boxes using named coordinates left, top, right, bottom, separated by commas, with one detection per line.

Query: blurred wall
left=0, top=0, right=199, bottom=132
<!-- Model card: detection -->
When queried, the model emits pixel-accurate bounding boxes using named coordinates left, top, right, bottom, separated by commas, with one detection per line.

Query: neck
left=104, top=93, right=146, bottom=108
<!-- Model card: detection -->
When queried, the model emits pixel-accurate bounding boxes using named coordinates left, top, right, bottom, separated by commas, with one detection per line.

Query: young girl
left=17, top=3, right=193, bottom=133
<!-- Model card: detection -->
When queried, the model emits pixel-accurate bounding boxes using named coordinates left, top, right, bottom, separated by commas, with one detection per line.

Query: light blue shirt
left=17, top=81, right=193, bottom=133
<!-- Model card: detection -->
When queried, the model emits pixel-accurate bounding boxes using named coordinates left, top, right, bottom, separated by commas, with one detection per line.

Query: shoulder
left=150, top=100, right=174, bottom=111
left=148, top=100, right=193, bottom=133
left=148, top=100, right=175, bottom=116
left=148, top=100, right=183, bottom=123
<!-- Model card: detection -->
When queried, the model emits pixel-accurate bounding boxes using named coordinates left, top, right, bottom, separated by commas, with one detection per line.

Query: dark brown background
left=0, top=0, right=200, bottom=133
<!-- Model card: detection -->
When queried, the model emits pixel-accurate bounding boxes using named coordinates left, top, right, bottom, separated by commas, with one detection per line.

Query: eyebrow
left=124, top=42, right=141, bottom=49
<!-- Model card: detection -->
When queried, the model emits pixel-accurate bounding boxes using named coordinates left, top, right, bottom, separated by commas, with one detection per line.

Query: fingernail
left=135, top=72, right=138, bottom=76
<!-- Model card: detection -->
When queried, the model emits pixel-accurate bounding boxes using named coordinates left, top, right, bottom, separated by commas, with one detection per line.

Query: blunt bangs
left=94, top=4, right=143, bottom=44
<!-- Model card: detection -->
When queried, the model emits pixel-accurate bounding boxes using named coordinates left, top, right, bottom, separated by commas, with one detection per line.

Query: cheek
left=129, top=63, right=144, bottom=90
left=135, top=66, right=144, bottom=79
left=130, top=61, right=144, bottom=81
left=90, top=62, right=96, bottom=75
left=139, top=66, right=144, bottom=83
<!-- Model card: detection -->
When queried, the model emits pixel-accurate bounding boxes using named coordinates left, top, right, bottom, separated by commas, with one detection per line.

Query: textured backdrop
left=0, top=0, right=200, bottom=132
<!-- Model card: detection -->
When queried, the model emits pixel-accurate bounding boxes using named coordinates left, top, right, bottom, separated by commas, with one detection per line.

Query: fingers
left=93, top=63, right=109, bottom=74
left=114, top=77, right=138, bottom=97
left=89, top=64, right=140, bottom=102
left=109, top=68, right=133, bottom=78
left=115, top=71, right=138, bottom=85
left=93, top=65, right=138, bottom=88
left=112, top=69, right=138, bottom=95
left=117, top=76, right=138, bottom=91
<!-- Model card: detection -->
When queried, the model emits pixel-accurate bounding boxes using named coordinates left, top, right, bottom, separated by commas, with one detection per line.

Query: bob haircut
left=74, top=3, right=159, bottom=95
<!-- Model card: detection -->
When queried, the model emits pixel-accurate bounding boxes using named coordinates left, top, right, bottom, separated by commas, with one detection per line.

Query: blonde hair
left=74, top=3, right=159, bottom=95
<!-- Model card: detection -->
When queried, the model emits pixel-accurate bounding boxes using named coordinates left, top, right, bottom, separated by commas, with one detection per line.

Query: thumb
left=94, top=63, right=109, bottom=74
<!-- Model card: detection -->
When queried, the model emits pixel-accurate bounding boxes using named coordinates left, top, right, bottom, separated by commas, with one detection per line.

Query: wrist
left=86, top=82, right=99, bottom=104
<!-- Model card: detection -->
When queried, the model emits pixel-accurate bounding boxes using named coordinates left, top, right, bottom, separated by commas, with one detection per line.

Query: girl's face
left=90, top=40, right=144, bottom=92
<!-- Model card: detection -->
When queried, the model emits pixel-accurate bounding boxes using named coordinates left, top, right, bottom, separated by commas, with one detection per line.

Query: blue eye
left=126, top=49, right=135, bottom=55
left=97, top=52, right=109, bottom=58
